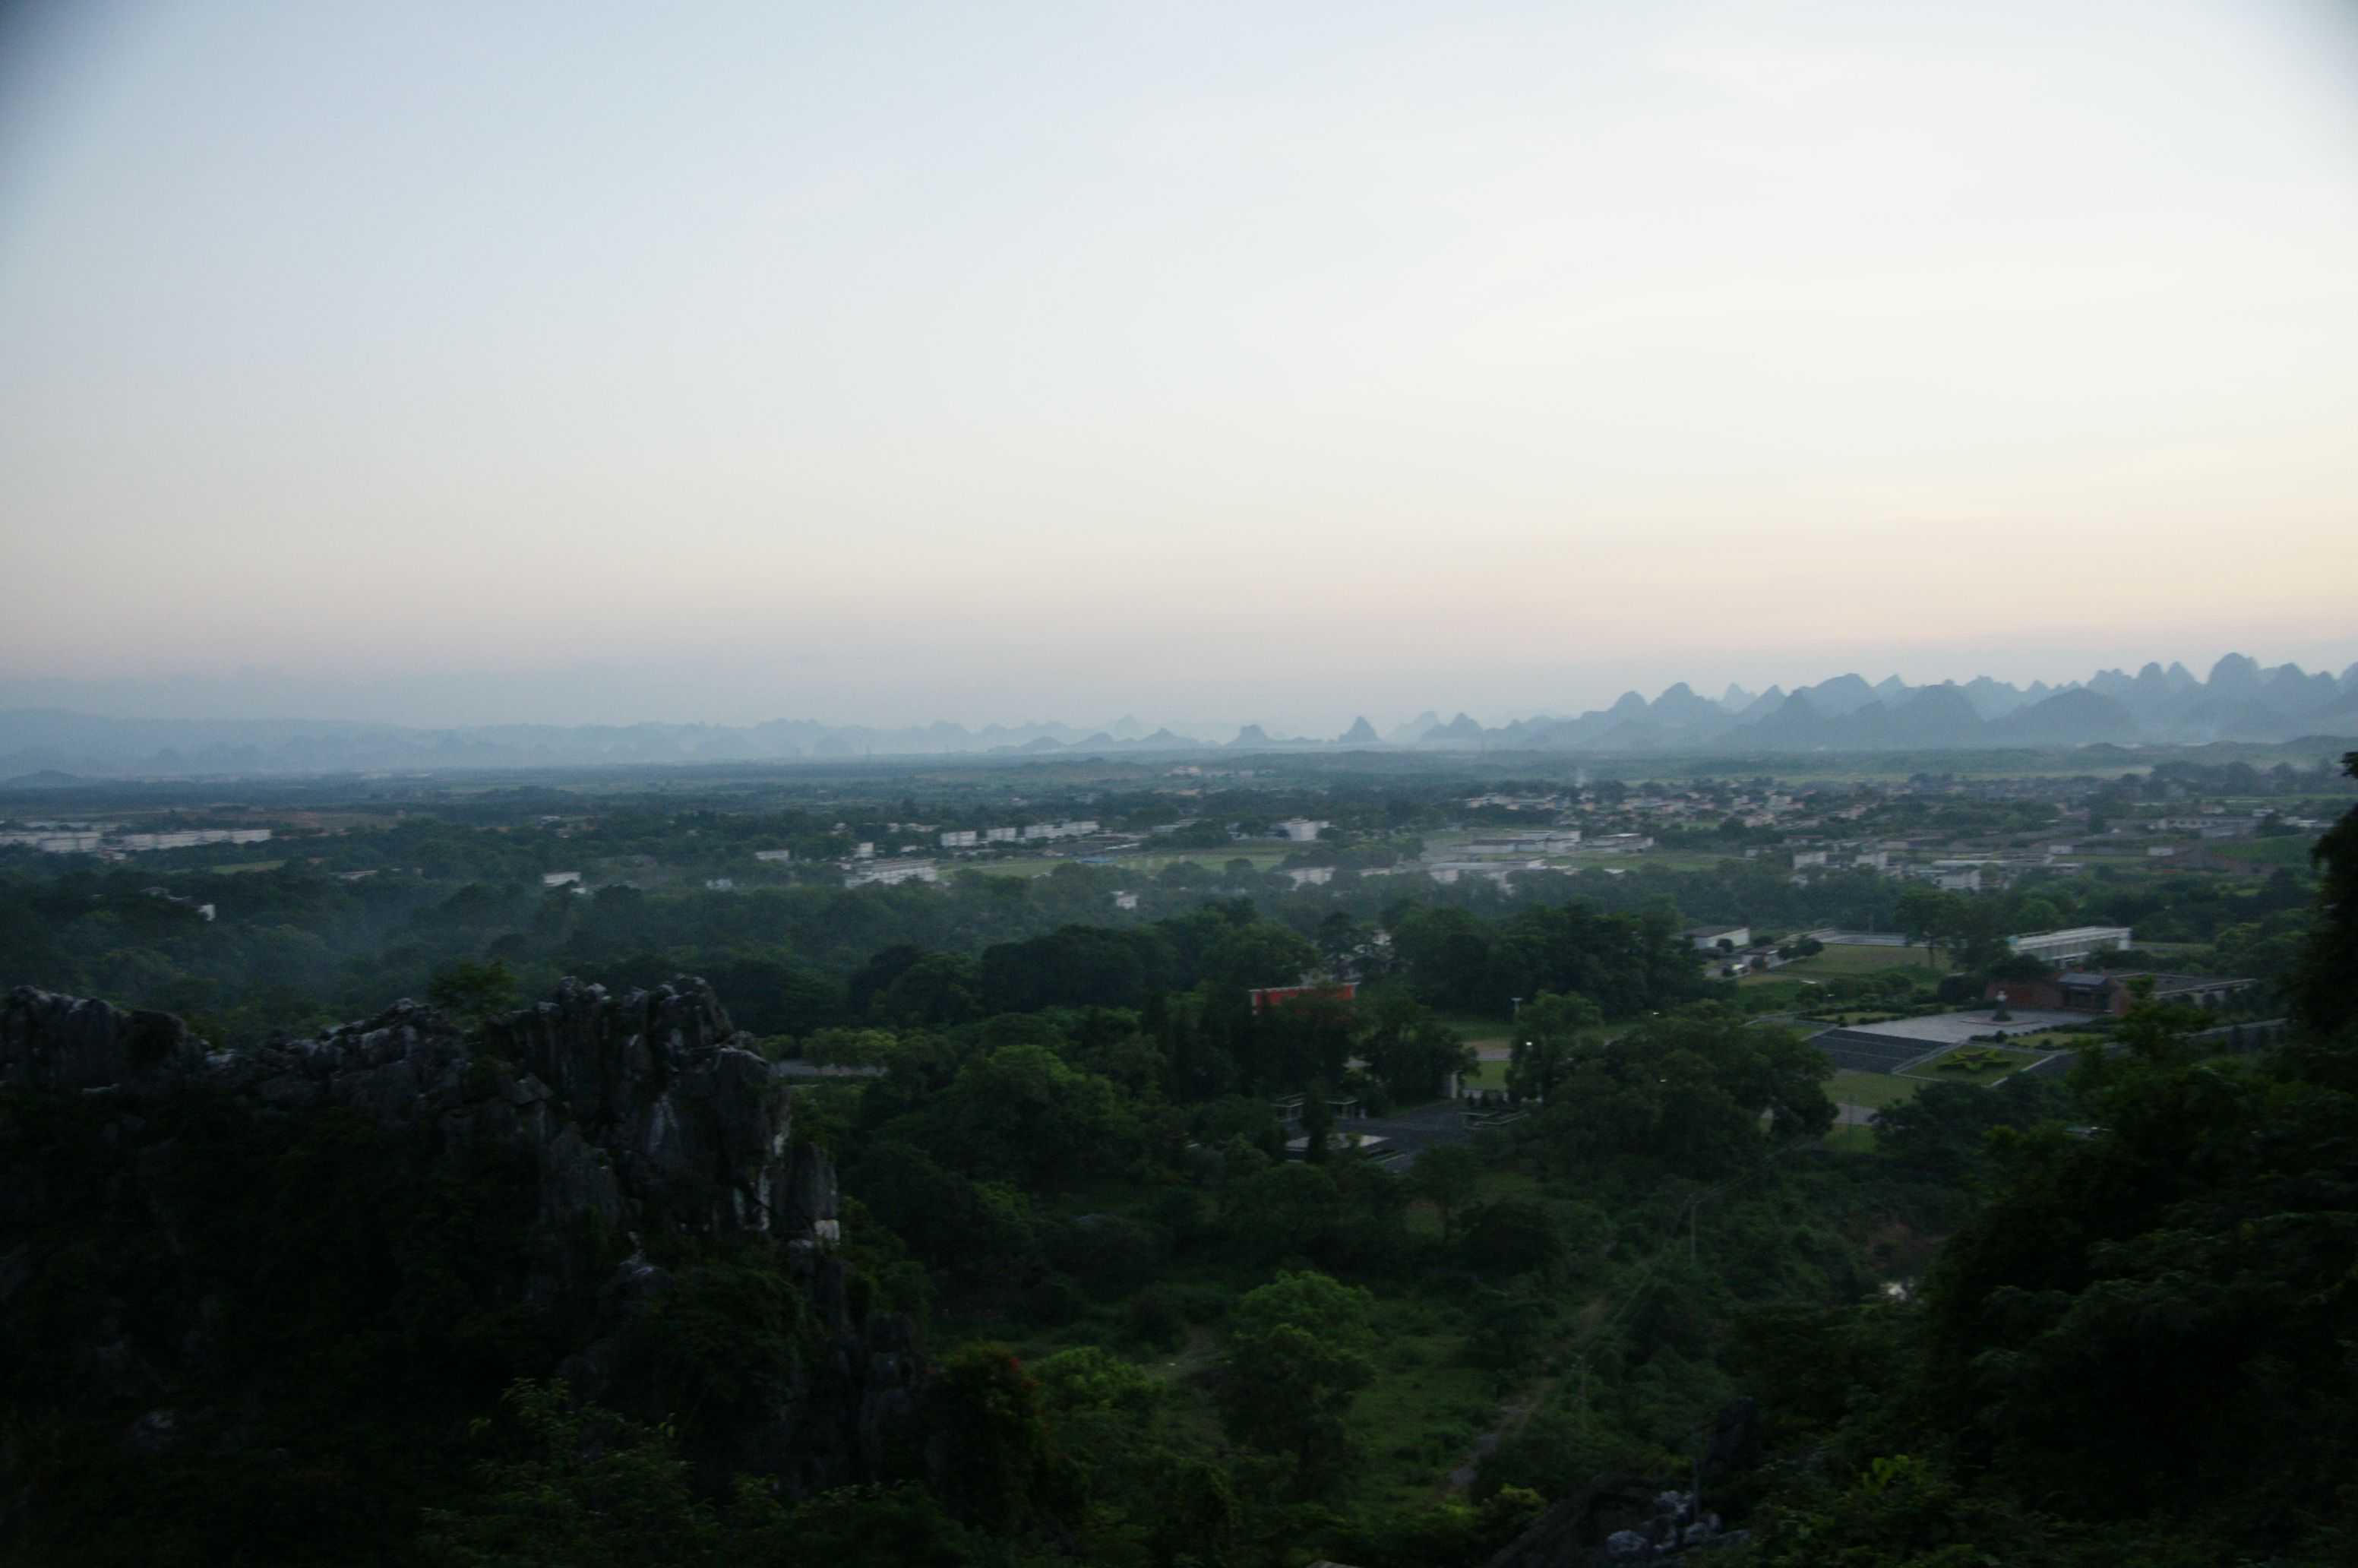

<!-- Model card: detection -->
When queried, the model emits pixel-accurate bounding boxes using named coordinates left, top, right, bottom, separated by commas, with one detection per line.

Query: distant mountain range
left=2, top=654, right=2353, bottom=783
left=1411, top=655, right=2358, bottom=756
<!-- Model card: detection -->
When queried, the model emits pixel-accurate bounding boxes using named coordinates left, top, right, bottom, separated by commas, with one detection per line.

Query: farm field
left=2212, top=834, right=2325, bottom=868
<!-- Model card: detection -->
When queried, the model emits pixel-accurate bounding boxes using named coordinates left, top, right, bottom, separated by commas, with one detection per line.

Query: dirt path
left=1432, top=1372, right=1558, bottom=1500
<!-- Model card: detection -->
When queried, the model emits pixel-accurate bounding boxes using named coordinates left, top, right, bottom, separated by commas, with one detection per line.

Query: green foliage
left=2284, top=751, right=2358, bottom=1083
left=1727, top=799, right=2358, bottom=1557
left=421, top=1380, right=716, bottom=1567
left=1410, top=1142, right=1483, bottom=1241
left=905, top=1042, right=1135, bottom=1191
left=427, top=957, right=521, bottom=1023
left=1219, top=1272, right=1377, bottom=1494
left=1358, top=989, right=1478, bottom=1102
left=643, top=1264, right=811, bottom=1456
left=1389, top=901, right=1709, bottom=1017
left=1873, top=1076, right=2061, bottom=1186
left=423, top=1381, right=992, bottom=1568
left=11, top=774, right=2347, bottom=1568
left=1506, top=989, right=1601, bottom=1103
left=1462, top=1285, right=1554, bottom=1370
left=1033, top=1345, right=1162, bottom=1421
left=1739, top=1454, right=2062, bottom=1568
left=1458, top=1197, right=1563, bottom=1276
left=1519, top=1011, right=1835, bottom=1180
left=1331, top=1487, right=1547, bottom=1568
left=731, top=1484, right=988, bottom=1568
left=930, top=1345, right=1061, bottom=1535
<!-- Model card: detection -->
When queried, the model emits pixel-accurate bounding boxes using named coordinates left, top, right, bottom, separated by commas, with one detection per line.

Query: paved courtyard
left=1831, top=1008, right=2081, bottom=1047
left=1333, top=1099, right=1490, bottom=1166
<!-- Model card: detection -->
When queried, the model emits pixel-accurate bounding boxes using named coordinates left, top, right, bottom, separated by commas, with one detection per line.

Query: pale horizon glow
left=2, top=0, right=2355, bottom=734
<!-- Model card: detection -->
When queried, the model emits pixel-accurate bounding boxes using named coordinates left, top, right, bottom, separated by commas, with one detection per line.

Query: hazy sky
left=2, top=0, right=2355, bottom=732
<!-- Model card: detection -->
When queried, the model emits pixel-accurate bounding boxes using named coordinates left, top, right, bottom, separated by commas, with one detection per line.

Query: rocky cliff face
left=0, top=978, right=922, bottom=1501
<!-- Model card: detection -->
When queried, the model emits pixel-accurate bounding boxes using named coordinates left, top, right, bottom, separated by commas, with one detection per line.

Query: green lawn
left=1997, top=1029, right=2097, bottom=1051
left=1735, top=976, right=1819, bottom=1007
left=1901, top=1045, right=2043, bottom=1085
left=205, top=859, right=286, bottom=874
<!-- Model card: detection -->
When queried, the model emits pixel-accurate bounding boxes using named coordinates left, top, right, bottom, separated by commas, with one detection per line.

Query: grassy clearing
left=1735, top=976, right=1819, bottom=1007
left=1778, top=944, right=1949, bottom=978
left=1432, top=1010, right=1511, bottom=1044
left=204, top=859, right=285, bottom=874
left=1825, top=1071, right=1923, bottom=1110
left=1350, top=1317, right=1504, bottom=1510
left=2213, top=834, right=2322, bottom=868
left=1822, top=1124, right=1878, bottom=1155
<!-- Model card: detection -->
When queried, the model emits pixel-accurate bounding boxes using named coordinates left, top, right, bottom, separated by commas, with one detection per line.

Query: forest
left=1, top=755, right=2353, bottom=1565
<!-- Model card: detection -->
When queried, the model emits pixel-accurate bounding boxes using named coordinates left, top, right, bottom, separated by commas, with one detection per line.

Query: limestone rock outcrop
left=0, top=977, right=918, bottom=1498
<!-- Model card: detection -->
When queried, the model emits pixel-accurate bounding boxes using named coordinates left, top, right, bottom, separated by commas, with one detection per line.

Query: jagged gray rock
left=4, top=977, right=816, bottom=1263
left=1487, top=1475, right=1745, bottom=1566
left=0, top=978, right=921, bottom=1498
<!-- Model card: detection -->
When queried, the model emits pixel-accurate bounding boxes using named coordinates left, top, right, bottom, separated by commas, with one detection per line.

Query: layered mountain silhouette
left=2, top=654, right=2352, bottom=781
left=1411, top=656, right=2356, bottom=755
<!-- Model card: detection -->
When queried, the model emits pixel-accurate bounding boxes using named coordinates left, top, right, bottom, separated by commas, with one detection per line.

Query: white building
left=705, top=877, right=736, bottom=891
left=1275, top=817, right=1330, bottom=841
left=542, top=871, right=582, bottom=888
left=109, top=828, right=273, bottom=853
left=1574, top=834, right=1653, bottom=854
left=0, top=831, right=104, bottom=852
left=844, top=858, right=940, bottom=888
left=1019, top=820, right=1102, bottom=842
left=940, top=830, right=978, bottom=849
left=754, top=849, right=793, bottom=863
left=1462, top=831, right=1580, bottom=858
left=1680, top=925, right=1752, bottom=952
left=1792, top=850, right=1827, bottom=868
left=1425, top=859, right=1543, bottom=885
left=2008, top=926, right=2133, bottom=963
left=984, top=827, right=1019, bottom=843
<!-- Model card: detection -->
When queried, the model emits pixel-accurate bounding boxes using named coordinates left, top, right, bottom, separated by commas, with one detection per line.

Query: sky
left=2, top=0, right=2355, bottom=734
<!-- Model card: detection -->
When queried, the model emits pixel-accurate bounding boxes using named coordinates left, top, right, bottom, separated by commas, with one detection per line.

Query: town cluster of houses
left=0, top=824, right=273, bottom=858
